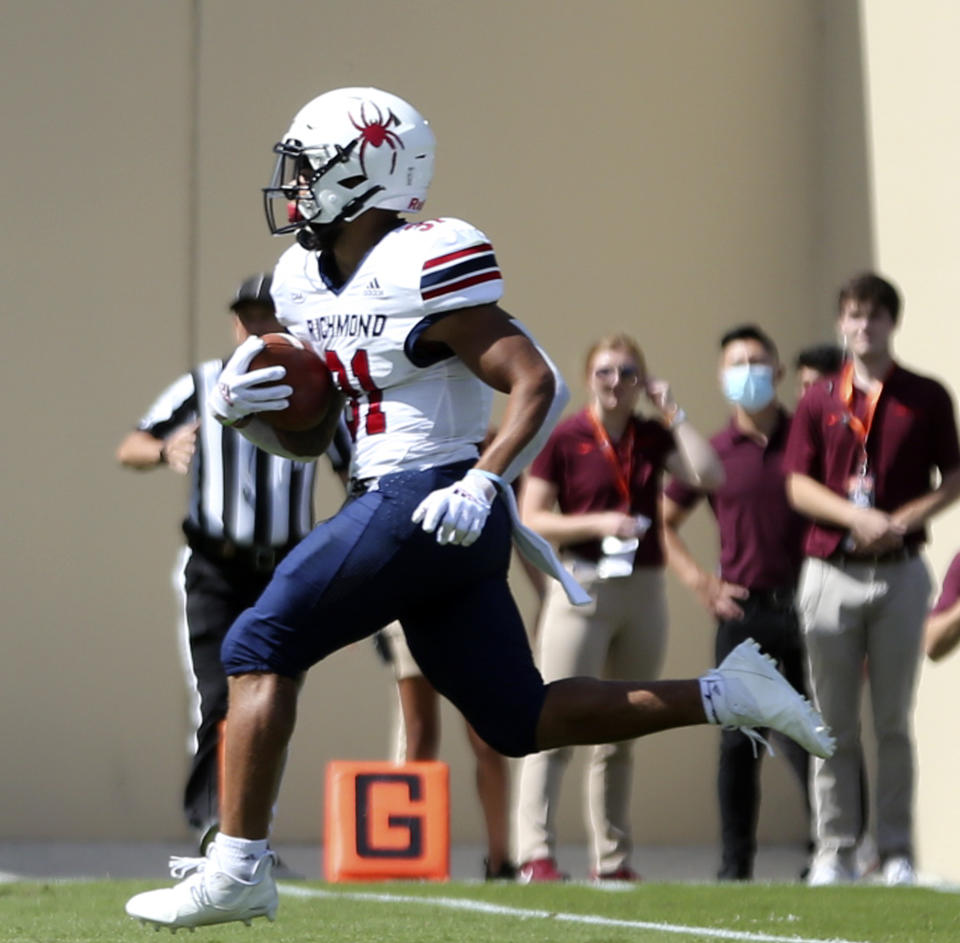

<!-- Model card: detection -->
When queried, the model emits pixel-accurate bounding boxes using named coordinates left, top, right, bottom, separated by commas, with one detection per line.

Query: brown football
left=249, top=333, right=334, bottom=431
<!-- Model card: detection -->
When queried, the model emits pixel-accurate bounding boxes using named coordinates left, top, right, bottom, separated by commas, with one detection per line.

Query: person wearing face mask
left=515, top=334, right=723, bottom=883
left=662, top=324, right=811, bottom=881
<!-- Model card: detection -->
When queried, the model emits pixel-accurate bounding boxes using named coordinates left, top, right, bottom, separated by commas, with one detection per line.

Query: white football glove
left=411, top=469, right=500, bottom=547
left=208, top=335, right=293, bottom=426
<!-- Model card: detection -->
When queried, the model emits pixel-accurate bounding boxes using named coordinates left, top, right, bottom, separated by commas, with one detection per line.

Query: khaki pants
left=515, top=563, right=668, bottom=873
left=797, top=554, right=931, bottom=867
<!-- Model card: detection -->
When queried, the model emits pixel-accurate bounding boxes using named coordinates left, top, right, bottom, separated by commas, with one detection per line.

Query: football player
left=126, top=87, right=834, bottom=930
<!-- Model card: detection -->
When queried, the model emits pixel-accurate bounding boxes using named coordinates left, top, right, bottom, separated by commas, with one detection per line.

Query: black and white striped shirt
left=137, top=359, right=319, bottom=548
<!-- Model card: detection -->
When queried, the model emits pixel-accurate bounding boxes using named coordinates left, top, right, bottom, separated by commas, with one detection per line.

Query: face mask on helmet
left=263, top=87, right=436, bottom=240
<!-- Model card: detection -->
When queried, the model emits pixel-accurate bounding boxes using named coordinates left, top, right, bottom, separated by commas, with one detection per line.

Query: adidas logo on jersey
left=362, top=277, right=383, bottom=297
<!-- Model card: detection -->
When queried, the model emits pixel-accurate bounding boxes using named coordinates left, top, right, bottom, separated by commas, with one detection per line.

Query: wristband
left=158, top=442, right=168, bottom=465
left=471, top=469, right=506, bottom=488
left=470, top=468, right=506, bottom=502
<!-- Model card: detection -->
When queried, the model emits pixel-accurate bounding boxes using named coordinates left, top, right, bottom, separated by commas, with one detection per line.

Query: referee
left=116, top=273, right=350, bottom=853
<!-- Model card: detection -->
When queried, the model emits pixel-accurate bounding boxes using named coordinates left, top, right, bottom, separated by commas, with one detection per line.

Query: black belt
left=828, top=545, right=920, bottom=566
left=186, top=532, right=297, bottom=573
left=742, top=585, right=797, bottom=609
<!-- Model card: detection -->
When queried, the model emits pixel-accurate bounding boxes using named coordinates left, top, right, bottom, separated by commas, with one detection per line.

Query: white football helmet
left=263, top=87, right=436, bottom=239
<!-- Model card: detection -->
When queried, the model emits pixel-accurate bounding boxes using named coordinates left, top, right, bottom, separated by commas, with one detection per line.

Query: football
left=249, top=333, right=335, bottom=431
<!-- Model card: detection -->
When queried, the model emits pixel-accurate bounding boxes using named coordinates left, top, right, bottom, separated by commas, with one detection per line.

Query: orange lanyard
left=837, top=361, right=885, bottom=446
left=587, top=408, right=635, bottom=509
left=837, top=361, right=894, bottom=474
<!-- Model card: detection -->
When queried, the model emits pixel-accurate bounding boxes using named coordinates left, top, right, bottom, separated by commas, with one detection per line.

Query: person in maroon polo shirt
left=663, top=325, right=810, bottom=881
left=514, top=333, right=724, bottom=883
left=924, top=551, right=960, bottom=661
left=784, top=272, right=960, bottom=886
left=795, top=343, right=844, bottom=401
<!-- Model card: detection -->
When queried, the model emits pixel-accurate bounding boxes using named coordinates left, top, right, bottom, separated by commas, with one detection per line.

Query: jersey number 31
left=324, top=349, right=385, bottom=440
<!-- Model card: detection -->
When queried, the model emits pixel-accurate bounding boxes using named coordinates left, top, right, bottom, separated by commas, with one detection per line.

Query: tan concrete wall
left=859, top=0, right=960, bottom=881
left=1, top=0, right=875, bottom=857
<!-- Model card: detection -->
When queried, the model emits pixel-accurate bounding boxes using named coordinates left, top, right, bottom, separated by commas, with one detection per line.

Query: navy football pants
left=222, top=462, right=548, bottom=757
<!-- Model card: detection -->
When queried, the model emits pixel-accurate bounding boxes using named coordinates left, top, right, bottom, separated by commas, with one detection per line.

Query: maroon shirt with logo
left=783, top=364, right=960, bottom=558
left=665, top=409, right=805, bottom=590
left=529, top=408, right=675, bottom=565
left=931, top=551, right=960, bottom=614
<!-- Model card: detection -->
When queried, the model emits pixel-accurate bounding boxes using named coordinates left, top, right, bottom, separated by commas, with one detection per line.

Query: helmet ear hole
left=317, top=191, right=341, bottom=214
left=337, top=175, right=366, bottom=190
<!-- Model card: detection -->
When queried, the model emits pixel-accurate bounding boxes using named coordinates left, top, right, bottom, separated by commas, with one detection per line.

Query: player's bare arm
left=412, top=303, right=567, bottom=547
left=240, top=391, right=346, bottom=460
left=420, top=303, right=556, bottom=479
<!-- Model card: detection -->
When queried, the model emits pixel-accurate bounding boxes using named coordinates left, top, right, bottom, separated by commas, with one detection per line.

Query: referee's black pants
left=180, top=549, right=274, bottom=843
left=715, top=597, right=811, bottom=880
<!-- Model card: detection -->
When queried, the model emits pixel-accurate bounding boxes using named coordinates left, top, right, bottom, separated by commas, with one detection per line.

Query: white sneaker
left=125, top=845, right=278, bottom=929
left=882, top=855, right=916, bottom=886
left=807, top=856, right=855, bottom=887
left=701, top=639, right=836, bottom=758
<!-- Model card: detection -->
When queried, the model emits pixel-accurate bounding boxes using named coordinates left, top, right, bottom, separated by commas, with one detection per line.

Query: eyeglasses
left=593, top=365, right=640, bottom=385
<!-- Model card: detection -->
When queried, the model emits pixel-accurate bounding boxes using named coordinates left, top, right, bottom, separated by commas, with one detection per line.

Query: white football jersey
left=271, top=217, right=503, bottom=480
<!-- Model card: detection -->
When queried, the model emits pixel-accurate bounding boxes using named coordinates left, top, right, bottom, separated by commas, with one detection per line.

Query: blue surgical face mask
left=722, top=364, right=776, bottom=412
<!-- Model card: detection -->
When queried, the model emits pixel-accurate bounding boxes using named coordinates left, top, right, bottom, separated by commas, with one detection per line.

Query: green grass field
left=3, top=878, right=959, bottom=943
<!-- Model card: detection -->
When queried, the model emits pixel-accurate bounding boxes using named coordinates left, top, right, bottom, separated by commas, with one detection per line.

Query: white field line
left=279, top=884, right=869, bottom=943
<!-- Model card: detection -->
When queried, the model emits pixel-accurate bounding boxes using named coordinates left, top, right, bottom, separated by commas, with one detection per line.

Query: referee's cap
left=229, top=273, right=274, bottom=312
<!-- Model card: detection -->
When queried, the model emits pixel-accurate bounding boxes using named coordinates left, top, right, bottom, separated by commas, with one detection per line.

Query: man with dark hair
left=838, top=271, right=901, bottom=324
left=795, top=344, right=845, bottom=398
left=663, top=323, right=810, bottom=881
left=718, top=324, right=779, bottom=358
left=785, top=271, right=960, bottom=886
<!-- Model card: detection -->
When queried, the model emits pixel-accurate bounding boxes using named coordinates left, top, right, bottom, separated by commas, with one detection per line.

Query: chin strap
left=295, top=185, right=387, bottom=251
left=296, top=228, right=320, bottom=251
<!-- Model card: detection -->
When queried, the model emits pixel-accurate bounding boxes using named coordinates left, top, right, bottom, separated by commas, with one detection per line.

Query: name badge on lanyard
left=847, top=463, right=875, bottom=508
left=587, top=409, right=645, bottom=580
left=837, top=361, right=887, bottom=509
left=837, top=361, right=890, bottom=546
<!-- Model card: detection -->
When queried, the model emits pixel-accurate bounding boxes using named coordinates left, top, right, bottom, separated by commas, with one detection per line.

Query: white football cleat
left=700, top=638, right=835, bottom=758
left=125, top=845, right=278, bottom=930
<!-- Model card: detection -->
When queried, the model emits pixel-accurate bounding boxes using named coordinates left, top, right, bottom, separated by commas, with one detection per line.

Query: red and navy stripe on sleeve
left=420, top=242, right=501, bottom=301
